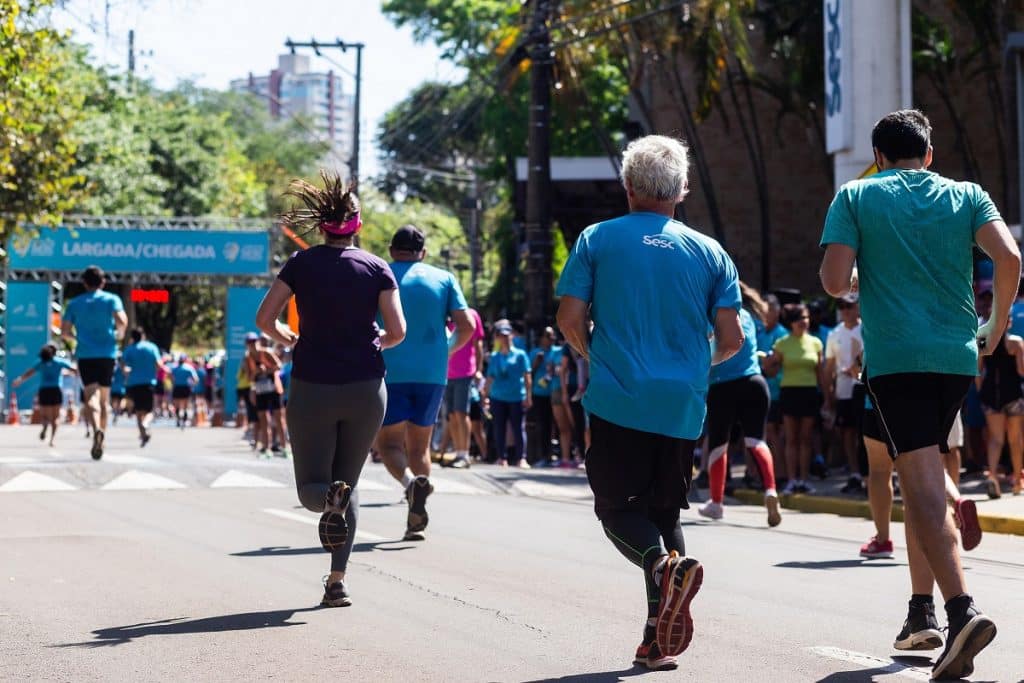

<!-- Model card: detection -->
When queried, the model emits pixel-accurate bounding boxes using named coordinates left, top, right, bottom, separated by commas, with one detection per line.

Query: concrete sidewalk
left=729, top=471, right=1024, bottom=537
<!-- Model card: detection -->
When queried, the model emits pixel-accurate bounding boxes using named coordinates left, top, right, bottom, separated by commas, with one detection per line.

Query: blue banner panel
left=224, top=287, right=267, bottom=417
left=8, top=227, right=269, bottom=276
left=5, top=283, right=52, bottom=409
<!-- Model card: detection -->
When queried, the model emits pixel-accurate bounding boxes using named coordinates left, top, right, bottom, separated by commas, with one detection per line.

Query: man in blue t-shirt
left=61, top=265, right=127, bottom=460
left=556, top=135, right=744, bottom=670
left=123, top=328, right=164, bottom=447
left=819, top=109, right=1018, bottom=679
left=376, top=225, right=475, bottom=541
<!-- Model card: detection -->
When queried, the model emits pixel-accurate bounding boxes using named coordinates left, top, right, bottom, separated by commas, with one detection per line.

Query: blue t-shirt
left=195, top=365, right=208, bottom=388
left=710, top=308, right=761, bottom=385
left=382, top=261, right=468, bottom=385
left=279, top=361, right=292, bottom=393
left=547, top=345, right=565, bottom=391
left=33, top=358, right=73, bottom=389
left=124, top=341, right=162, bottom=387
left=487, top=348, right=530, bottom=402
left=1010, top=301, right=1024, bottom=338
left=556, top=212, right=741, bottom=439
left=530, top=347, right=552, bottom=397
left=63, top=290, right=124, bottom=359
left=821, top=169, right=1001, bottom=377
left=171, top=364, right=198, bottom=387
left=757, top=322, right=788, bottom=401
left=813, top=323, right=833, bottom=348
left=111, top=360, right=126, bottom=393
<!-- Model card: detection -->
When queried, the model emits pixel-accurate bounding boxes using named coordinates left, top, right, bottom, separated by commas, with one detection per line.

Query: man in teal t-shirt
left=376, top=225, right=475, bottom=541
left=819, top=109, right=1017, bottom=679
left=123, top=328, right=163, bottom=447
left=556, top=135, right=744, bottom=669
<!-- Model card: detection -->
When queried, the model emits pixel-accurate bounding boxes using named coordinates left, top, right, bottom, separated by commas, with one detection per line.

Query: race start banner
left=4, top=282, right=52, bottom=409
left=224, top=286, right=267, bottom=418
left=8, top=227, right=270, bottom=276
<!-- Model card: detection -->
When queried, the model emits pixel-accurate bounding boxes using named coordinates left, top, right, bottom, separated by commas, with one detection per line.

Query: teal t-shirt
left=63, top=290, right=124, bottom=359
left=124, top=341, right=162, bottom=387
left=530, top=347, right=553, bottom=397
left=820, top=169, right=1002, bottom=377
left=710, top=308, right=761, bottom=385
left=382, top=261, right=468, bottom=386
left=33, top=358, right=73, bottom=389
left=556, top=212, right=741, bottom=440
left=547, top=345, right=565, bottom=391
left=1010, top=301, right=1024, bottom=338
left=171, top=364, right=198, bottom=387
left=487, top=348, right=529, bottom=402
left=757, top=322, right=787, bottom=400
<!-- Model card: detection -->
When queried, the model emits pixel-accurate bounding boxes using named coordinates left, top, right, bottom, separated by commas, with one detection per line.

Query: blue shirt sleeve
left=110, top=293, right=124, bottom=313
left=555, top=228, right=595, bottom=302
left=970, top=184, right=1003, bottom=233
left=447, top=274, right=468, bottom=313
left=821, top=185, right=860, bottom=250
left=63, top=298, right=78, bottom=325
left=708, top=249, right=741, bottom=323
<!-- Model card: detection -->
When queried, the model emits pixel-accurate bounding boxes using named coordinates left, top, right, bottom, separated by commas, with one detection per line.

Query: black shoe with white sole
left=893, top=598, right=942, bottom=651
left=405, top=476, right=433, bottom=539
left=932, top=595, right=997, bottom=680
left=320, top=579, right=351, bottom=607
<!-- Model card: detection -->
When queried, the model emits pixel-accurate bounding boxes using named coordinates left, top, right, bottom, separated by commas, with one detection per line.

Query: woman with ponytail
left=256, top=171, right=407, bottom=607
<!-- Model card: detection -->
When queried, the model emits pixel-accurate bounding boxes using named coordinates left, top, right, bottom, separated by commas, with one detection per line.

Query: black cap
left=390, top=225, right=425, bottom=252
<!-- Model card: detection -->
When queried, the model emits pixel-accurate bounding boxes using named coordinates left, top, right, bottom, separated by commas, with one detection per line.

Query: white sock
left=765, top=488, right=778, bottom=497
left=456, top=450, right=468, bottom=460
left=401, top=469, right=415, bottom=488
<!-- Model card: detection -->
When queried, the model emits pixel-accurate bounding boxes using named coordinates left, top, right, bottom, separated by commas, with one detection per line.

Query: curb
left=732, top=489, right=1024, bottom=537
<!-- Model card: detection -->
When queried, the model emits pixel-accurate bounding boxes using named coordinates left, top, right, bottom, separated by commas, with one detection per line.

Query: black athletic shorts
left=779, top=386, right=820, bottom=418
left=78, top=358, right=116, bottom=387
left=469, top=399, right=483, bottom=422
left=585, top=413, right=695, bottom=516
left=38, top=387, right=64, bottom=407
left=255, top=392, right=282, bottom=412
left=172, top=386, right=192, bottom=400
left=706, top=374, right=769, bottom=447
left=153, top=382, right=165, bottom=396
left=128, top=384, right=156, bottom=414
left=864, top=372, right=971, bottom=458
left=241, top=391, right=258, bottom=422
left=835, top=383, right=866, bottom=429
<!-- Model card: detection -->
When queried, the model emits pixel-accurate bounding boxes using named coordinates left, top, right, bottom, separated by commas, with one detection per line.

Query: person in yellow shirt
left=764, top=303, right=824, bottom=494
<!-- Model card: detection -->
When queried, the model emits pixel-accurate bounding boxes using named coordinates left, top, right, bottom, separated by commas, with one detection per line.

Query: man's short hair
left=872, top=109, right=931, bottom=163
left=82, top=265, right=105, bottom=289
left=130, top=328, right=144, bottom=343
left=620, top=135, right=690, bottom=202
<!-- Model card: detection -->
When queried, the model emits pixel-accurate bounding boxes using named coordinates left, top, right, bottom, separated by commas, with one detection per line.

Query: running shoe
left=697, top=501, right=723, bottom=520
left=320, top=578, right=351, bottom=608
left=319, top=481, right=352, bottom=551
left=859, top=536, right=894, bottom=559
left=404, top=476, right=433, bottom=540
left=795, top=480, right=815, bottom=494
left=782, top=479, right=799, bottom=495
left=634, top=625, right=677, bottom=671
left=449, top=456, right=471, bottom=469
left=985, top=477, right=1001, bottom=500
left=39, top=427, right=46, bottom=441
left=953, top=498, right=982, bottom=552
left=258, top=448, right=271, bottom=460
left=932, top=597, right=996, bottom=680
left=90, top=430, right=104, bottom=460
left=840, top=475, right=865, bottom=494
left=893, top=599, right=943, bottom=651
left=519, top=460, right=532, bottom=469
left=766, top=493, right=782, bottom=527
left=140, top=430, right=151, bottom=448
left=654, top=551, right=703, bottom=657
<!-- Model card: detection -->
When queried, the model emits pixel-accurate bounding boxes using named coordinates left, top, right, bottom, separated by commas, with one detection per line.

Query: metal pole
left=127, top=29, right=135, bottom=89
left=524, top=0, right=555, bottom=336
left=1018, top=51, right=1024, bottom=227
left=469, top=173, right=481, bottom=305
left=351, top=43, right=363, bottom=190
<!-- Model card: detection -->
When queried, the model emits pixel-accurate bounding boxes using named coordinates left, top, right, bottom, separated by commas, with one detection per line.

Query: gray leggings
left=287, top=377, right=387, bottom=572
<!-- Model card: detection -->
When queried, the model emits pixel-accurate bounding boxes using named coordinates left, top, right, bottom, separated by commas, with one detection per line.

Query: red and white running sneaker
left=953, top=498, right=982, bottom=551
left=654, top=551, right=703, bottom=657
left=859, top=535, right=894, bottom=559
left=634, top=638, right=678, bottom=671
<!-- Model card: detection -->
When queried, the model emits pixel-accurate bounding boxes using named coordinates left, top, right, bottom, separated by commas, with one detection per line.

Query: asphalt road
left=2, top=424, right=1023, bottom=682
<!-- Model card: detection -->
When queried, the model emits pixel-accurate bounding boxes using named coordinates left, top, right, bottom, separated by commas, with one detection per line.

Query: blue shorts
left=383, top=383, right=446, bottom=427
left=444, top=377, right=473, bottom=414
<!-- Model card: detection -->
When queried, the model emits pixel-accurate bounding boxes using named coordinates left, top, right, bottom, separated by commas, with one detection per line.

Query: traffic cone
left=211, top=398, right=224, bottom=427
left=6, top=397, right=19, bottom=425
left=30, top=396, right=41, bottom=425
left=66, top=404, right=78, bottom=424
left=195, top=403, right=208, bottom=427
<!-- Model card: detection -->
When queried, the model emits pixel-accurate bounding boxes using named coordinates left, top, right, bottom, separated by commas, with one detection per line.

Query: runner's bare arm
left=378, top=288, right=406, bottom=350
left=114, top=310, right=128, bottom=340
left=61, top=320, right=74, bottom=345
left=556, top=296, right=590, bottom=361
left=449, top=308, right=474, bottom=356
left=819, top=244, right=857, bottom=297
left=255, top=280, right=300, bottom=348
left=711, top=307, right=743, bottom=365
left=976, top=220, right=1022, bottom=355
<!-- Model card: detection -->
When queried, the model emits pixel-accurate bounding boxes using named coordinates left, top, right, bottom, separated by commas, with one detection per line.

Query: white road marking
left=807, top=646, right=932, bottom=681
left=210, top=470, right=286, bottom=489
left=101, top=470, right=186, bottom=491
left=0, top=456, right=42, bottom=465
left=429, top=477, right=486, bottom=495
left=0, top=471, right=78, bottom=492
left=262, top=508, right=387, bottom=541
left=512, top=480, right=592, bottom=500
left=102, top=453, right=156, bottom=465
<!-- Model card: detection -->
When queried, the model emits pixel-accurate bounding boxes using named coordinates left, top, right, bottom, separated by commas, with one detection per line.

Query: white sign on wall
left=824, top=0, right=852, bottom=153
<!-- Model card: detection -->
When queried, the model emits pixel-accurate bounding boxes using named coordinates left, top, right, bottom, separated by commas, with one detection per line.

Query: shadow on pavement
left=230, top=541, right=416, bottom=558
left=775, top=559, right=905, bottom=570
left=522, top=666, right=648, bottom=682
left=53, top=607, right=319, bottom=647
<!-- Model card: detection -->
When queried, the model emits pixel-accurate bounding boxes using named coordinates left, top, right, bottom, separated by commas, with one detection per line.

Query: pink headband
left=321, top=213, right=362, bottom=236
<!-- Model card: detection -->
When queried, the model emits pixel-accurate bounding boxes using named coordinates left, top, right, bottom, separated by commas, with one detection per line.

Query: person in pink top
left=444, top=307, right=485, bottom=468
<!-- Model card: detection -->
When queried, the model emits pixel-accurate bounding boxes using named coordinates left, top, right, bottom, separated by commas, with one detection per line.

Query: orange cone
left=66, top=404, right=78, bottom=424
left=6, top=397, right=19, bottom=425
left=195, top=403, right=208, bottom=427
left=211, top=398, right=224, bottom=427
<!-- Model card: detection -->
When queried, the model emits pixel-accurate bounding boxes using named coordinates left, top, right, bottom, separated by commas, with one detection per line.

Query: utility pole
left=127, top=29, right=135, bottom=89
left=285, top=38, right=365, bottom=189
left=524, top=0, right=556, bottom=338
left=468, top=173, right=482, bottom=305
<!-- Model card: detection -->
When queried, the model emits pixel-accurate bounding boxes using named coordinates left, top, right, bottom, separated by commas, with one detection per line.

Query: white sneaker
left=698, top=501, right=723, bottom=520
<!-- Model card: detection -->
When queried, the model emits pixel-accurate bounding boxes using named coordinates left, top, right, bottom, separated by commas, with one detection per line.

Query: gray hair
left=620, top=135, right=690, bottom=202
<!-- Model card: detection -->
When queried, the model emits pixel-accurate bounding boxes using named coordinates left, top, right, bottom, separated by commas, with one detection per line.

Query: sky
left=49, top=0, right=462, bottom=178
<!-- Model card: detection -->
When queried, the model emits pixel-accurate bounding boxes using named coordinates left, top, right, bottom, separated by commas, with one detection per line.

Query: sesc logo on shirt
left=642, top=234, right=675, bottom=250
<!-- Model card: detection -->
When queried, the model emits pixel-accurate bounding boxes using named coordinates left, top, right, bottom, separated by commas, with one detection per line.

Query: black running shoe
left=893, top=599, right=943, bottom=651
left=405, top=476, right=433, bottom=539
left=90, top=430, right=104, bottom=460
left=932, top=597, right=997, bottom=680
left=320, top=578, right=351, bottom=607
left=318, top=481, right=352, bottom=551
left=140, top=430, right=151, bottom=448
